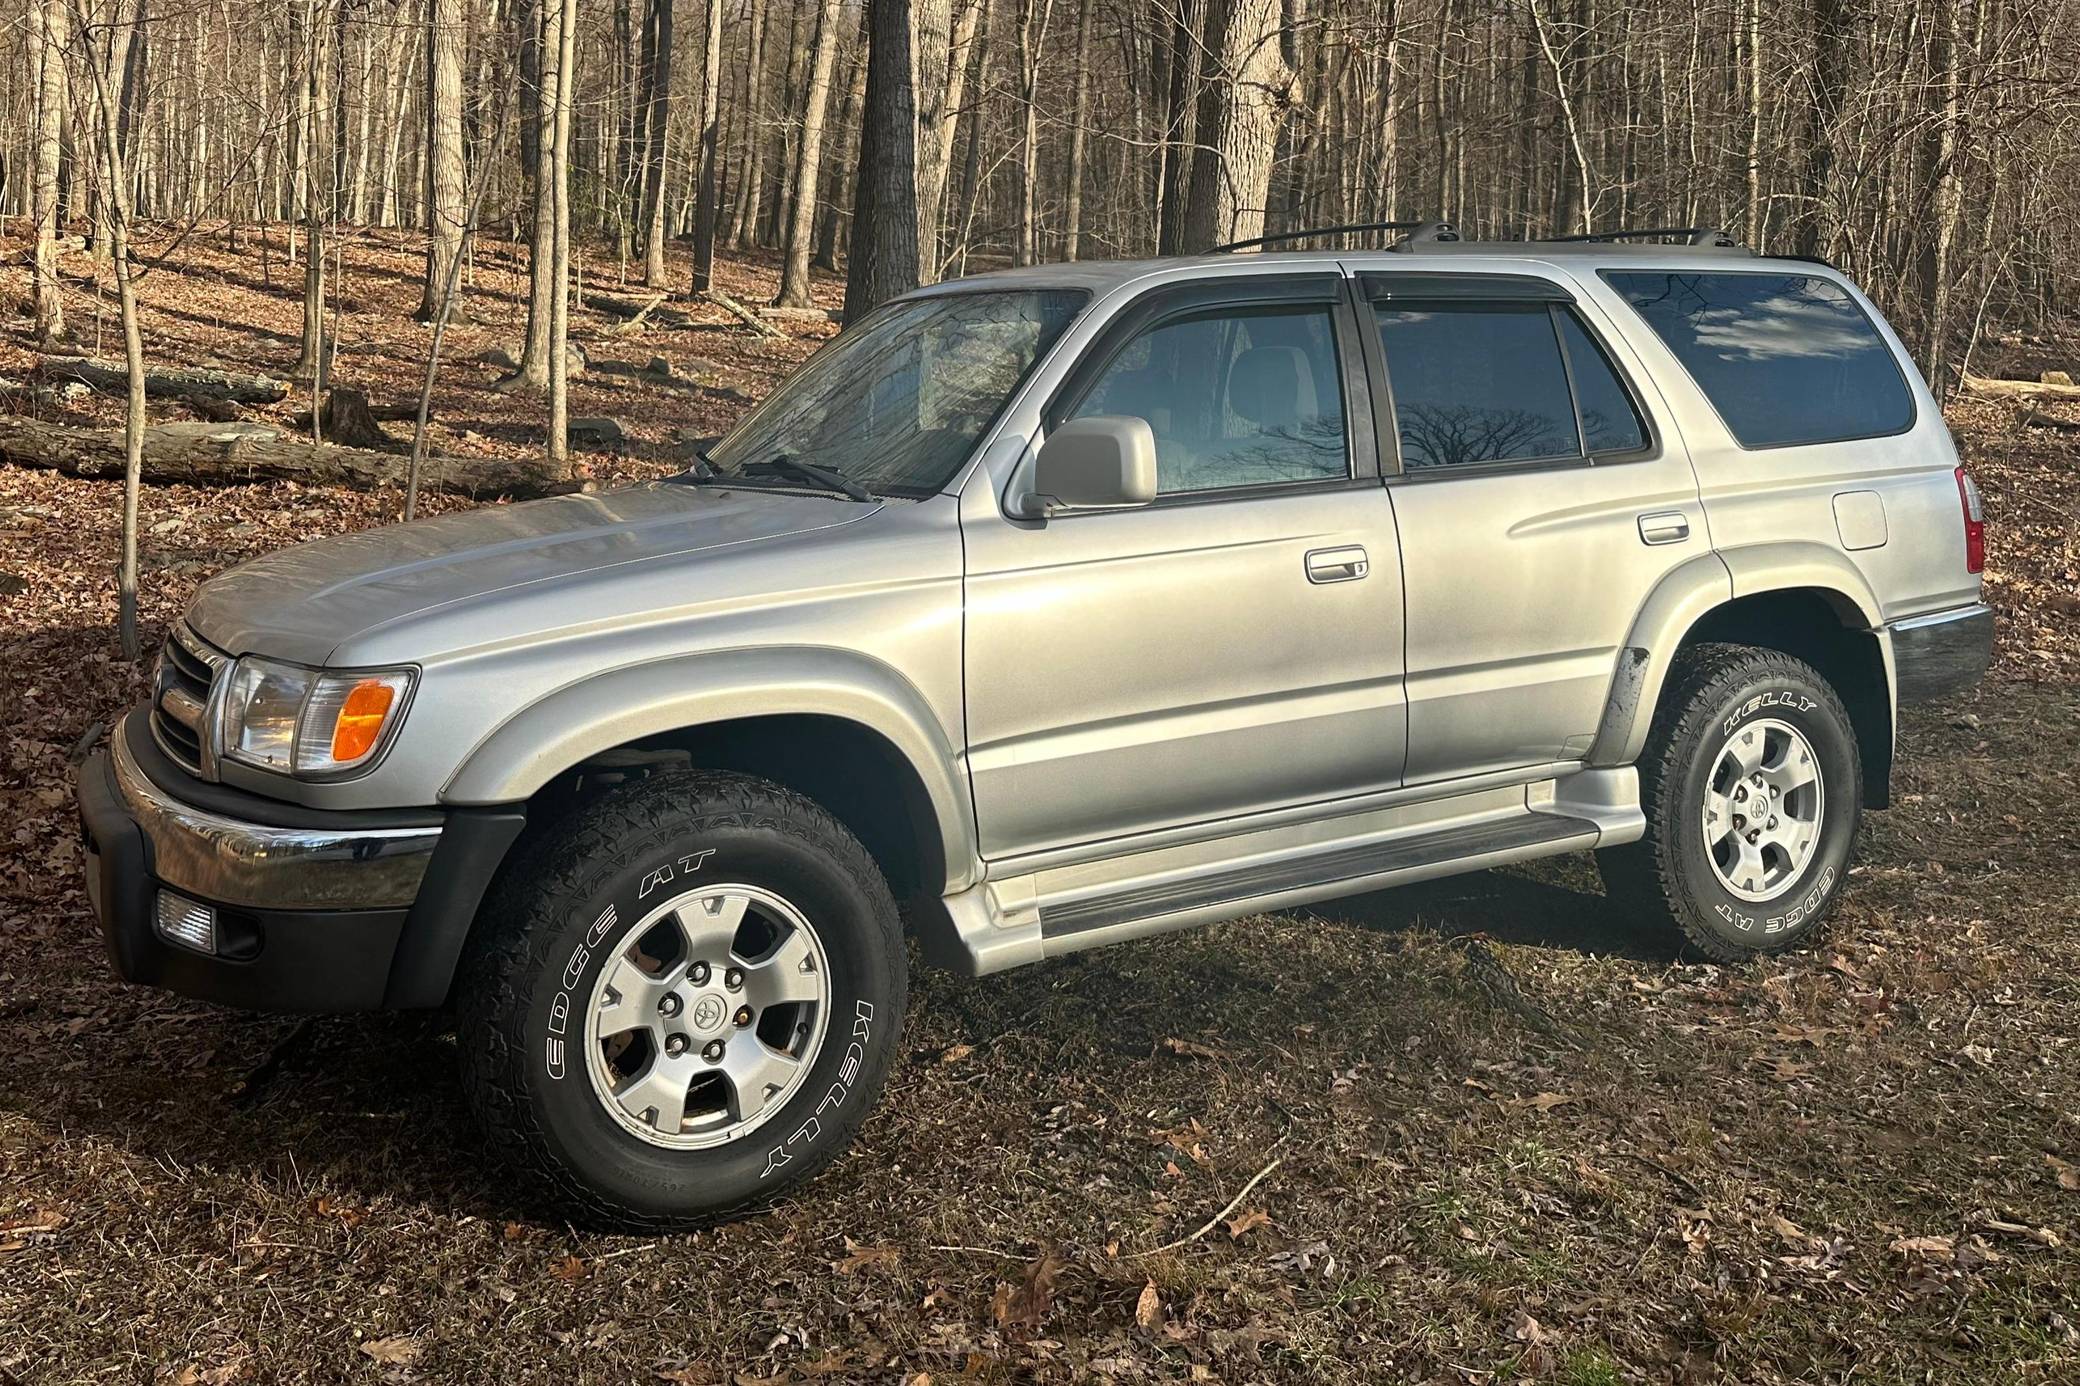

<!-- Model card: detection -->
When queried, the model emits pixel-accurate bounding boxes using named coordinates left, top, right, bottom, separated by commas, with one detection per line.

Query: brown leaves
left=2049, top=1154, right=2080, bottom=1192
left=548, top=1254, right=589, bottom=1281
left=831, top=1237, right=899, bottom=1275
left=1224, top=1208, right=1271, bottom=1239
left=990, top=1246, right=1066, bottom=1333
left=357, top=1337, right=421, bottom=1366
left=1133, top=1282, right=1163, bottom=1332
left=1158, top=1037, right=1229, bottom=1062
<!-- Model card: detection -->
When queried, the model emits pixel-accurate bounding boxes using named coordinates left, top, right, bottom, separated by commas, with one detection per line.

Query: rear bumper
left=77, top=710, right=522, bottom=1012
left=1889, top=603, right=1994, bottom=705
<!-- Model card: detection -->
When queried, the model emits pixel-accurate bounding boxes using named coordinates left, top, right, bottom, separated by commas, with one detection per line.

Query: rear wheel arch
left=1596, top=563, right=1893, bottom=809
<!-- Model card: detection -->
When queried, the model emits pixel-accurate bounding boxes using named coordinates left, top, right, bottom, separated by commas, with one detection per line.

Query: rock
left=2043, top=369, right=2075, bottom=387
left=644, top=355, right=674, bottom=378
left=0, top=572, right=27, bottom=597
left=568, top=416, right=626, bottom=448
left=566, top=341, right=590, bottom=377
left=477, top=347, right=520, bottom=370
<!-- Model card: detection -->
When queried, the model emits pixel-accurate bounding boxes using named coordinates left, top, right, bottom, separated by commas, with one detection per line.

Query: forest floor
left=3, top=227, right=2080, bottom=1384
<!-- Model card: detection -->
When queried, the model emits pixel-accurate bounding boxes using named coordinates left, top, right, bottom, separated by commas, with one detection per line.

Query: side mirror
left=1014, top=416, right=1158, bottom=518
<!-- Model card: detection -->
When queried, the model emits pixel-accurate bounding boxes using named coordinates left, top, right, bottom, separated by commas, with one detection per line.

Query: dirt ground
left=2, top=230, right=2079, bottom=1384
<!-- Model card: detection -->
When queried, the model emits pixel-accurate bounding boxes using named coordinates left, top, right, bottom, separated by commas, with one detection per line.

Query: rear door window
left=1370, top=301, right=1650, bottom=469
left=1603, top=271, right=1914, bottom=448
left=1373, top=305, right=1580, bottom=468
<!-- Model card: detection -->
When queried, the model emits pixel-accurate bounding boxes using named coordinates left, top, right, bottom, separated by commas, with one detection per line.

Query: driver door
left=960, top=276, right=1408, bottom=861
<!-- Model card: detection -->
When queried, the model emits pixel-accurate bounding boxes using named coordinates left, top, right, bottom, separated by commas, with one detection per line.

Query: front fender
left=441, top=646, right=978, bottom=890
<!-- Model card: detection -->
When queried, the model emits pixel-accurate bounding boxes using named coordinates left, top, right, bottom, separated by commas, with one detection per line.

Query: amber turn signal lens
left=330, top=679, right=398, bottom=762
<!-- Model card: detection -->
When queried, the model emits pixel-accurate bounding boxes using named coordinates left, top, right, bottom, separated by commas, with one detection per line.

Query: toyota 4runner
left=77, top=226, right=1994, bottom=1226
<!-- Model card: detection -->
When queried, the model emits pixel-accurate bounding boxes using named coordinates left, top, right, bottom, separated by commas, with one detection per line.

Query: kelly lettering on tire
left=759, top=1000, right=873, bottom=1179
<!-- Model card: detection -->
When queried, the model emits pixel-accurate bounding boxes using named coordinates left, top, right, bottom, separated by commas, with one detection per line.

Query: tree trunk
left=37, top=357, right=291, bottom=405
left=0, top=417, right=574, bottom=499
left=640, top=0, right=677, bottom=285
left=292, top=0, right=336, bottom=383
left=1184, top=0, right=1294, bottom=251
left=548, top=0, right=578, bottom=460
left=30, top=0, right=70, bottom=344
left=730, top=0, right=770, bottom=249
left=504, top=0, right=560, bottom=393
left=912, top=0, right=957, bottom=280
left=416, top=0, right=470, bottom=321
left=776, top=0, right=846, bottom=306
left=1062, top=0, right=1095, bottom=259
left=689, top=0, right=727, bottom=291
left=844, top=0, right=922, bottom=321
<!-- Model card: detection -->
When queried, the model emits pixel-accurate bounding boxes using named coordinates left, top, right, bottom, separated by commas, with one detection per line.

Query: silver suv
left=77, top=228, right=1992, bottom=1225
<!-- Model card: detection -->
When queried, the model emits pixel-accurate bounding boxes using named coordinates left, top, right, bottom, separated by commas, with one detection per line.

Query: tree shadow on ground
left=1309, top=856, right=1685, bottom=965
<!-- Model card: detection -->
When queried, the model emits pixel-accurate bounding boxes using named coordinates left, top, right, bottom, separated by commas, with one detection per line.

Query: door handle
left=1638, top=512, right=1691, bottom=546
left=1305, top=546, right=1370, bottom=583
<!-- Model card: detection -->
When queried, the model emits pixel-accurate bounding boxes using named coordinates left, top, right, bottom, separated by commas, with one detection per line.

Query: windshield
left=706, top=289, right=1087, bottom=495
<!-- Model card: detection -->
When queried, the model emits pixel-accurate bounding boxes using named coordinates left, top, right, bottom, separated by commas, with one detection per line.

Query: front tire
left=457, top=771, right=906, bottom=1229
left=1599, top=643, right=1862, bottom=961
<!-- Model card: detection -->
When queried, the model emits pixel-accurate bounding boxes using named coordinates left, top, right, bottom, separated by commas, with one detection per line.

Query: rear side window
left=1374, top=306, right=1579, bottom=468
left=1372, top=303, right=1648, bottom=468
left=1604, top=272, right=1914, bottom=448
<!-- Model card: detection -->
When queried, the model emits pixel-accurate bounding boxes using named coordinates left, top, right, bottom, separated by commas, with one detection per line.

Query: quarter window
left=1072, top=306, right=1350, bottom=494
left=1373, top=305, right=1581, bottom=469
left=1604, top=271, right=1914, bottom=449
left=1558, top=310, right=1649, bottom=454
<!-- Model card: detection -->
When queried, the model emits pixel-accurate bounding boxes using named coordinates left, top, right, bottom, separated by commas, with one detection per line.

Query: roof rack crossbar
left=1541, top=226, right=1738, bottom=246
left=1211, top=219, right=1430, bottom=254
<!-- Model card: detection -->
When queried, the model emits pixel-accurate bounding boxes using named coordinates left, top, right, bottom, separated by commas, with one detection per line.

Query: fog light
left=154, top=891, right=217, bottom=955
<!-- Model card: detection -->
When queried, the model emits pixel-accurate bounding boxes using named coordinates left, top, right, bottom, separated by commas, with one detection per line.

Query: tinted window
left=1604, top=272, right=1913, bottom=448
left=711, top=289, right=1085, bottom=493
left=1074, top=306, right=1348, bottom=494
left=1559, top=311, right=1648, bottom=454
left=1374, top=306, right=1579, bottom=468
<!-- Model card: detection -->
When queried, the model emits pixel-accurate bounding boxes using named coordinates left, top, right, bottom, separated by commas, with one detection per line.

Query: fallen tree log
left=703, top=291, right=786, bottom=339
left=592, top=291, right=690, bottom=333
left=38, top=355, right=290, bottom=405
left=756, top=304, right=843, bottom=324
left=1961, top=373, right=2080, bottom=401
left=0, top=415, right=574, bottom=498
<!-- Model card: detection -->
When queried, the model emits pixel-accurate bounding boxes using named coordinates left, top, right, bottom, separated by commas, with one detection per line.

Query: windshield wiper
left=745, top=455, right=876, bottom=502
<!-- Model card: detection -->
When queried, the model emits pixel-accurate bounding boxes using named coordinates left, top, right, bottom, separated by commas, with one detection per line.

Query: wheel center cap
left=688, top=993, right=729, bottom=1035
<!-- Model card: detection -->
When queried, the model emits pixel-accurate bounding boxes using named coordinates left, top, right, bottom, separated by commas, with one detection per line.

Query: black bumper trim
left=78, top=715, right=525, bottom=1014
left=1892, top=604, right=1994, bottom=706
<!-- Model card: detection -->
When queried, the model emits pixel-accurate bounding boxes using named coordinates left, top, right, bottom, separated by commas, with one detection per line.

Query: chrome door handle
left=1638, top=512, right=1691, bottom=545
left=1305, top=546, right=1370, bottom=583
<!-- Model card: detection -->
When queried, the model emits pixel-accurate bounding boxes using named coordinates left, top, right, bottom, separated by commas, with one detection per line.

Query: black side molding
left=382, top=806, right=527, bottom=1008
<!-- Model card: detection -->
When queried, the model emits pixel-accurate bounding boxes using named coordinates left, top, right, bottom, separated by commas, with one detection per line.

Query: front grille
left=151, top=625, right=225, bottom=777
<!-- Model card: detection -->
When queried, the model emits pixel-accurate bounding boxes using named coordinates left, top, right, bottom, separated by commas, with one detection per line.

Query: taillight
left=1954, top=465, right=1985, bottom=574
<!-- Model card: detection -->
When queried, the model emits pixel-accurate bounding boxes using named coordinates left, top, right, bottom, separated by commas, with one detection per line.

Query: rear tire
left=1598, top=643, right=1862, bottom=961
left=457, top=770, right=906, bottom=1229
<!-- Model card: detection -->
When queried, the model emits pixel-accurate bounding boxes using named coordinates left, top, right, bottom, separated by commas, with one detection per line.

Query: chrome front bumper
left=109, top=718, right=441, bottom=910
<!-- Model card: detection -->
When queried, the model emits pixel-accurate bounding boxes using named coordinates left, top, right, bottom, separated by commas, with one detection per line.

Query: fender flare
left=441, top=646, right=978, bottom=892
left=1588, top=544, right=1886, bottom=768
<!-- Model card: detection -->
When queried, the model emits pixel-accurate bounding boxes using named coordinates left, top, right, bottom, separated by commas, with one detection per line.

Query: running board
left=1036, top=810, right=1597, bottom=942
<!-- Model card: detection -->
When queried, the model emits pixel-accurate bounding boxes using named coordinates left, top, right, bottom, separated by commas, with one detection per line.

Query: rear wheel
left=457, top=771, right=905, bottom=1228
left=1599, top=643, right=1862, bottom=961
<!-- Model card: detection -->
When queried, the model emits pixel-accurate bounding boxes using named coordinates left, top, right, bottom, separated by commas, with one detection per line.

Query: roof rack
left=1211, top=219, right=1439, bottom=254
left=1206, top=219, right=1749, bottom=257
left=1540, top=226, right=1738, bottom=247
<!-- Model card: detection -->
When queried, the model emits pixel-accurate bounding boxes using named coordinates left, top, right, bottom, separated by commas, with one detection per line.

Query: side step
left=1038, top=810, right=1597, bottom=943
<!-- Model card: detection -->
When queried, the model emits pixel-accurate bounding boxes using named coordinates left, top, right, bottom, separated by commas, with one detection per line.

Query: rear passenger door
left=1356, top=270, right=1707, bottom=783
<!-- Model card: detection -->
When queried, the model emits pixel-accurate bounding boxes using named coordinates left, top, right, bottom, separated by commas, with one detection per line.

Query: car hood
left=187, top=482, right=880, bottom=666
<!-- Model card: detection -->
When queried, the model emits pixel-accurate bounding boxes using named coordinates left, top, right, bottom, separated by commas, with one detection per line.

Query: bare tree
left=30, top=0, right=71, bottom=344
left=843, top=0, right=921, bottom=320
left=776, top=0, right=845, bottom=307
left=416, top=0, right=470, bottom=322
left=688, top=0, right=725, bottom=291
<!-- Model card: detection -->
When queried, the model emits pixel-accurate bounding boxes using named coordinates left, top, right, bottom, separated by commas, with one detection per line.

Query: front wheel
left=1599, top=643, right=1862, bottom=961
left=457, top=771, right=906, bottom=1229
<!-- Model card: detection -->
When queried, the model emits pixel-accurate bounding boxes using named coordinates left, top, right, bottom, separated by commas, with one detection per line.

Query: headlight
left=221, top=656, right=415, bottom=776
